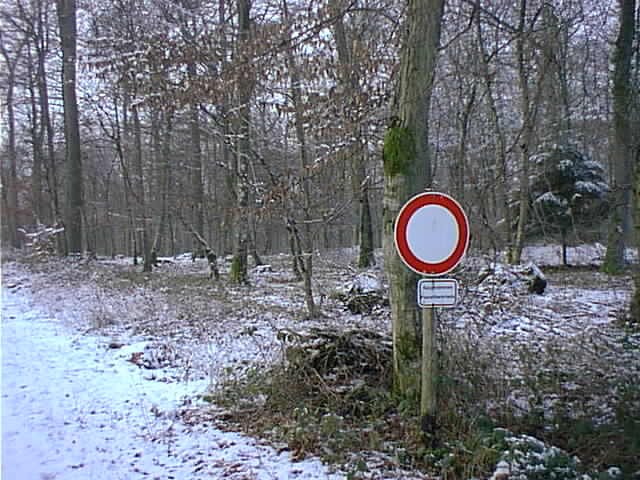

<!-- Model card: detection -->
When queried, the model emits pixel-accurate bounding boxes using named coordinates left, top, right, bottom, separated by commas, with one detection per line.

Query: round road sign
left=394, top=192, right=469, bottom=276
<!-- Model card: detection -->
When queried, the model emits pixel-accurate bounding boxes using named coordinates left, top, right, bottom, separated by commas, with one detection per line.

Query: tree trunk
left=229, top=0, right=252, bottom=284
left=454, top=84, right=476, bottom=204
left=26, top=43, right=45, bottom=224
left=604, top=0, right=636, bottom=274
left=0, top=38, right=24, bottom=248
left=631, top=145, right=640, bottom=322
left=132, top=104, right=152, bottom=272
left=383, top=0, right=444, bottom=409
left=509, top=0, right=536, bottom=265
left=476, top=13, right=510, bottom=249
left=104, top=167, right=115, bottom=258
left=152, top=112, right=172, bottom=255
left=561, top=228, right=568, bottom=266
left=358, top=177, right=376, bottom=268
left=189, top=80, right=205, bottom=258
left=34, top=4, right=63, bottom=249
left=282, top=0, right=318, bottom=317
left=113, top=94, right=138, bottom=263
left=331, top=0, right=375, bottom=268
left=23, top=2, right=52, bottom=225
left=57, top=0, right=83, bottom=254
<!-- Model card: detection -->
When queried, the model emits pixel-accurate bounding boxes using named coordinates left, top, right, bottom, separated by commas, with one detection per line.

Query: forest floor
left=1, top=244, right=639, bottom=479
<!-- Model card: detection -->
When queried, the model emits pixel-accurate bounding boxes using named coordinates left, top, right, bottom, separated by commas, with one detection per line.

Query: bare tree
left=330, top=0, right=376, bottom=268
left=474, top=4, right=510, bottom=250
left=0, top=30, right=25, bottom=248
left=56, top=0, right=83, bottom=254
left=281, top=0, right=318, bottom=317
left=229, top=0, right=253, bottom=284
left=632, top=146, right=640, bottom=321
left=509, top=0, right=536, bottom=264
left=603, top=0, right=636, bottom=273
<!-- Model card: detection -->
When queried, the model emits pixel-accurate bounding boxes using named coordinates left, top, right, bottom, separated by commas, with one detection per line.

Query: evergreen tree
left=530, top=145, right=608, bottom=265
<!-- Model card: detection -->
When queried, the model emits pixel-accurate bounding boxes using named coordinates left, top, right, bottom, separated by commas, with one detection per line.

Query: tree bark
left=26, top=43, right=45, bottom=224
left=358, top=179, right=376, bottom=268
left=132, top=104, right=153, bottom=272
left=454, top=83, right=476, bottom=204
left=631, top=145, right=640, bottom=322
left=152, top=111, right=172, bottom=256
left=383, top=0, right=444, bottom=408
left=476, top=12, right=510, bottom=249
left=229, top=0, right=252, bottom=284
left=603, top=0, right=636, bottom=274
left=509, top=0, right=538, bottom=265
left=189, top=68, right=205, bottom=258
left=540, top=3, right=570, bottom=145
left=56, top=0, right=83, bottom=254
left=33, top=2, right=63, bottom=245
left=282, top=0, right=318, bottom=317
left=331, top=0, right=375, bottom=268
left=0, top=36, right=24, bottom=248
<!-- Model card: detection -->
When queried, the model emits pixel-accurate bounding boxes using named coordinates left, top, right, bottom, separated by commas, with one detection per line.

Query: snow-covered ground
left=1, top=263, right=343, bottom=480
left=1, top=243, right=637, bottom=479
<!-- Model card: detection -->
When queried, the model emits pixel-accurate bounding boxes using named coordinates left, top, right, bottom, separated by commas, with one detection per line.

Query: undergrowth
left=212, top=325, right=640, bottom=479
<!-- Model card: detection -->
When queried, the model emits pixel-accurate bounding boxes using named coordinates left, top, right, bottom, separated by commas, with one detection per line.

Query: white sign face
left=394, top=192, right=469, bottom=276
left=418, top=278, right=459, bottom=308
left=406, top=204, right=459, bottom=264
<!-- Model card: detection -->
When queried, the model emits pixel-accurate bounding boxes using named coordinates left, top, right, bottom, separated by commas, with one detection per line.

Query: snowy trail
left=1, top=277, right=341, bottom=480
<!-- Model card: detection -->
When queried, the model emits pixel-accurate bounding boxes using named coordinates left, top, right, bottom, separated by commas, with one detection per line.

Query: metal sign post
left=394, top=192, right=469, bottom=441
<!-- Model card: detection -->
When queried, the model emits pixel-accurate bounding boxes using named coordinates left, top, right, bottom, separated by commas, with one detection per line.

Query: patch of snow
left=489, top=460, right=510, bottom=479
left=521, top=243, right=607, bottom=266
left=349, top=273, right=383, bottom=294
left=1, top=280, right=343, bottom=480
left=575, top=180, right=608, bottom=196
left=558, top=158, right=574, bottom=171
left=534, top=191, right=568, bottom=207
left=582, top=159, right=605, bottom=172
left=607, top=466, right=623, bottom=478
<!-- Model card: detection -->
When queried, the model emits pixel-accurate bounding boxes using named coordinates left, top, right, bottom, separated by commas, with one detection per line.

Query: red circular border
left=394, top=192, right=469, bottom=275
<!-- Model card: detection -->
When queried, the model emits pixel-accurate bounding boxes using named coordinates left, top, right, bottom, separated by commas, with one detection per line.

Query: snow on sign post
left=393, top=191, right=469, bottom=436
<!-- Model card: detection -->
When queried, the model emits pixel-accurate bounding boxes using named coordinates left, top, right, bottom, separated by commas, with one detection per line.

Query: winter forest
left=1, top=0, right=640, bottom=479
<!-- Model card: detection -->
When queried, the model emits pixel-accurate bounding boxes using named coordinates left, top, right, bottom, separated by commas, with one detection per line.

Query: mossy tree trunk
left=383, top=0, right=444, bottom=406
left=604, top=0, right=636, bottom=275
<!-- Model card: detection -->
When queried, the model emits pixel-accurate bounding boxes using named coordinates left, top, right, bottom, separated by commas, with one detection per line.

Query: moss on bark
left=383, top=127, right=415, bottom=179
left=392, top=326, right=420, bottom=409
left=602, top=210, right=626, bottom=275
left=229, top=255, right=247, bottom=284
